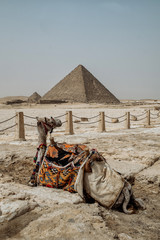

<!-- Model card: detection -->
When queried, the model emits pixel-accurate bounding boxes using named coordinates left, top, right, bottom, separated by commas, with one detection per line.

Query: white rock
left=118, top=233, right=133, bottom=240
left=0, top=199, right=38, bottom=223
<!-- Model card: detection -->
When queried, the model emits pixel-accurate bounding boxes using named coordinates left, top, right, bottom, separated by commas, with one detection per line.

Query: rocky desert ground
left=0, top=100, right=160, bottom=240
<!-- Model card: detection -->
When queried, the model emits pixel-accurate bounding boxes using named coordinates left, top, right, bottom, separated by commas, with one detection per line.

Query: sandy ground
left=0, top=101, right=160, bottom=240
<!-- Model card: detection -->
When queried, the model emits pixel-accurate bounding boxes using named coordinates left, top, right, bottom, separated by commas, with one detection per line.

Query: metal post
left=126, top=112, right=130, bottom=129
left=15, top=112, right=25, bottom=140
left=65, top=111, right=74, bottom=135
left=99, top=112, right=105, bottom=132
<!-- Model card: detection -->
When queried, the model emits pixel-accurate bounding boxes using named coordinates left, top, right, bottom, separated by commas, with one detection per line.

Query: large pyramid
left=40, top=65, right=120, bottom=104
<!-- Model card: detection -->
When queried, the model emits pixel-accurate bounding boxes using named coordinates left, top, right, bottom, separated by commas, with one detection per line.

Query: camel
left=29, top=117, right=145, bottom=214
left=28, top=117, right=62, bottom=186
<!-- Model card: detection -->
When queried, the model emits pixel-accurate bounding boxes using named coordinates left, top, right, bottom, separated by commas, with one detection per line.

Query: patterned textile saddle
left=31, top=142, right=144, bottom=213
left=38, top=143, right=89, bottom=192
left=30, top=142, right=126, bottom=209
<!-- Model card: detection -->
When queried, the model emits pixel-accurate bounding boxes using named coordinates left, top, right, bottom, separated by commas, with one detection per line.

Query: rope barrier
left=55, top=113, right=66, bottom=118
left=105, top=113, right=126, bottom=119
left=72, top=115, right=82, bottom=119
left=136, top=116, right=147, bottom=121
left=131, top=112, right=146, bottom=118
left=118, top=114, right=126, bottom=119
left=0, top=124, right=17, bottom=132
left=87, top=114, right=100, bottom=119
left=118, top=118, right=127, bottom=123
left=150, top=115, right=159, bottom=120
left=72, top=114, right=99, bottom=119
left=150, top=112, right=159, bottom=116
left=0, top=110, right=159, bottom=137
left=0, top=115, right=16, bottom=124
left=24, top=123, right=37, bottom=127
left=105, top=120, right=113, bottom=124
left=105, top=117, right=126, bottom=124
left=24, top=114, right=36, bottom=120
left=75, top=120, right=100, bottom=124
left=24, top=114, right=67, bottom=119
left=105, top=115, right=113, bottom=119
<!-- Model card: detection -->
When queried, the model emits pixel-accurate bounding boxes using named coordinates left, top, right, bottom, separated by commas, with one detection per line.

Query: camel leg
left=132, top=196, right=146, bottom=210
left=122, top=183, right=134, bottom=214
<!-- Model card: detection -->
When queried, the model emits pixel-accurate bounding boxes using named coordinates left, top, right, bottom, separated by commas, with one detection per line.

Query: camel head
left=36, top=117, right=62, bottom=134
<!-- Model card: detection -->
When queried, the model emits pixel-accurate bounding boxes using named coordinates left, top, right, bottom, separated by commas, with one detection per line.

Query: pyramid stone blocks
left=40, top=65, right=120, bottom=104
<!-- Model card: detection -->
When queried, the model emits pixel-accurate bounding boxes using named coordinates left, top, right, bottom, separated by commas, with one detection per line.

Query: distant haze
left=0, top=0, right=160, bottom=100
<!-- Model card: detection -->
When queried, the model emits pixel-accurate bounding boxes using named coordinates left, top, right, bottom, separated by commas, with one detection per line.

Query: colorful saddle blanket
left=38, top=143, right=88, bottom=192
left=34, top=142, right=124, bottom=208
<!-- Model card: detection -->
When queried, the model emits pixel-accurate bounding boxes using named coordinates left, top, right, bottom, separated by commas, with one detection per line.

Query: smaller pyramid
left=28, top=92, right=41, bottom=103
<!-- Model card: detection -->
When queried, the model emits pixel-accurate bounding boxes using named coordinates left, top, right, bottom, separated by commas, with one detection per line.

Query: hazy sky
left=0, top=0, right=160, bottom=100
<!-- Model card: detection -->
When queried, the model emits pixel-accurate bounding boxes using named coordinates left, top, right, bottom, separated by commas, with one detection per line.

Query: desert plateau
left=0, top=99, right=159, bottom=240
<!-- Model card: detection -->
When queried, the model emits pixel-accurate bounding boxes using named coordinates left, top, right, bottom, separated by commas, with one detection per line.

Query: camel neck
left=38, top=134, right=47, bottom=146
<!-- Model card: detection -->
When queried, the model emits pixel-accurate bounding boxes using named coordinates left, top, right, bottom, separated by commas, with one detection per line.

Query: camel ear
left=36, top=117, right=41, bottom=124
left=45, top=117, right=47, bottom=123
left=51, top=117, right=54, bottom=122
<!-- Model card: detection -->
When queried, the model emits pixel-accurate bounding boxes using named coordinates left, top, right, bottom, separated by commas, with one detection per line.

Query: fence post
left=15, top=112, right=25, bottom=141
left=146, top=110, right=150, bottom=126
left=99, top=112, right=105, bottom=132
left=65, top=111, right=74, bottom=135
left=126, top=112, right=130, bottom=129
